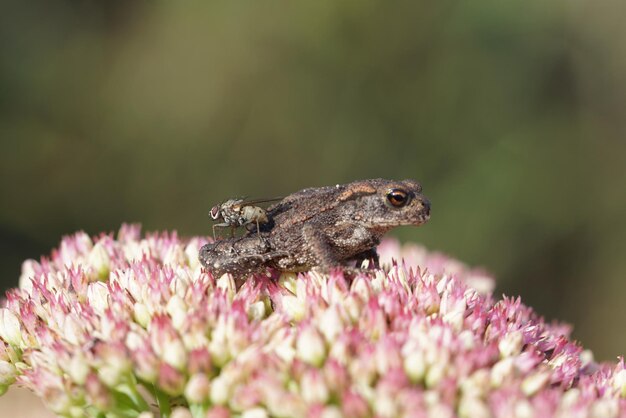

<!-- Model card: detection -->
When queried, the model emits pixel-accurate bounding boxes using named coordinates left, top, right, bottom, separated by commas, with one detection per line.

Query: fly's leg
left=212, top=224, right=239, bottom=240
left=243, top=220, right=263, bottom=238
left=212, top=223, right=233, bottom=240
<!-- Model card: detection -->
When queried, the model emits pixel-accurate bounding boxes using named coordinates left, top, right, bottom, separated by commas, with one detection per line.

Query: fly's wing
left=210, top=197, right=281, bottom=220
left=265, top=185, right=343, bottom=223
left=239, top=197, right=284, bottom=207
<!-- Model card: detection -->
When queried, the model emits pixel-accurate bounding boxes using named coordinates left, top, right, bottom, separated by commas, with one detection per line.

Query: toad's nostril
left=420, top=198, right=431, bottom=216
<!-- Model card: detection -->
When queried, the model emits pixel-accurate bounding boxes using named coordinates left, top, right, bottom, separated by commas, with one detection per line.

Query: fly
left=209, top=197, right=282, bottom=239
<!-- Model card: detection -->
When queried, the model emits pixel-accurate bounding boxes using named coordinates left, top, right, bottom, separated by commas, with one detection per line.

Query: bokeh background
left=1, top=1, right=625, bottom=412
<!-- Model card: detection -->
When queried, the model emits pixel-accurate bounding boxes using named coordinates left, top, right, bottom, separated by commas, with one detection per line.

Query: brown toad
left=199, top=179, right=430, bottom=277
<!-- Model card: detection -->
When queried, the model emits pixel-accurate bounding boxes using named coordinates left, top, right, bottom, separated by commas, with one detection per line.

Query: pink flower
left=0, top=224, right=624, bottom=417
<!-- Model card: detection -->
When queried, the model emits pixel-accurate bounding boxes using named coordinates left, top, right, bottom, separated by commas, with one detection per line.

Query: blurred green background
left=1, top=0, right=625, bottom=361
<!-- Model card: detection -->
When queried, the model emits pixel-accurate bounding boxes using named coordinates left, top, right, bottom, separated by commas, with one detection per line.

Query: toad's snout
left=415, top=196, right=431, bottom=218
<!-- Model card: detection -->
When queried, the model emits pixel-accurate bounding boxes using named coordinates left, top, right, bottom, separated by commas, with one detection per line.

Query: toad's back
left=266, top=179, right=394, bottom=232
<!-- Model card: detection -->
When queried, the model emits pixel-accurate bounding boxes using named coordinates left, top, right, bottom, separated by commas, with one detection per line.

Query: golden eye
left=386, top=189, right=409, bottom=207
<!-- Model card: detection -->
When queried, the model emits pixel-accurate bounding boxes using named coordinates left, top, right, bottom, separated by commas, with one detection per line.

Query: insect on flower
left=210, top=197, right=282, bottom=239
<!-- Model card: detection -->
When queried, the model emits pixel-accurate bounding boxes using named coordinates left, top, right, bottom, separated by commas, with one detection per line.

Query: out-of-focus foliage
left=0, top=0, right=625, bottom=360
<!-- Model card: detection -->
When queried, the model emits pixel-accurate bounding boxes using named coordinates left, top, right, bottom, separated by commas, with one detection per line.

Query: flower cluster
left=1, top=225, right=624, bottom=418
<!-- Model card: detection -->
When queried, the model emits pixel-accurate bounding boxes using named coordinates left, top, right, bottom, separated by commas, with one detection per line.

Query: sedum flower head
left=0, top=224, right=624, bottom=417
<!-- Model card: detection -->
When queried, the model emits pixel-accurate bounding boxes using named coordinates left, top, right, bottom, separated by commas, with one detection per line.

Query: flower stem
left=153, top=385, right=172, bottom=417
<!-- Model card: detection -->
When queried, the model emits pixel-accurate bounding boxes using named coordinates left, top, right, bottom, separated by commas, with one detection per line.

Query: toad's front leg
left=350, top=247, right=380, bottom=269
left=301, top=224, right=343, bottom=271
left=301, top=224, right=374, bottom=275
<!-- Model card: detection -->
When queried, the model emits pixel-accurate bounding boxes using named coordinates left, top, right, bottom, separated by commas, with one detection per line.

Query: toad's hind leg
left=199, top=242, right=288, bottom=277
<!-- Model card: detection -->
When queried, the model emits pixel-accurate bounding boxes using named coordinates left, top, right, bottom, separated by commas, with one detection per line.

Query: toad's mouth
left=363, top=212, right=431, bottom=228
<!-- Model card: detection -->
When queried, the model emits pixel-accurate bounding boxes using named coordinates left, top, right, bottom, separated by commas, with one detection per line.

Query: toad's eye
left=210, top=206, right=221, bottom=219
left=386, top=189, right=409, bottom=207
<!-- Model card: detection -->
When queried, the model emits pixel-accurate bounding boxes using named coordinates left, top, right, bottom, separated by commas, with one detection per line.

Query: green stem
left=153, top=386, right=172, bottom=417
left=117, top=378, right=150, bottom=411
left=190, top=404, right=208, bottom=418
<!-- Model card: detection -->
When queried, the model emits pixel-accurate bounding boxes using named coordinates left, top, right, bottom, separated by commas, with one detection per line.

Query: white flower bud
left=370, top=271, right=385, bottom=292
left=350, top=276, right=371, bottom=302
left=123, top=241, right=143, bottom=262
left=458, top=395, right=490, bottom=418
left=296, top=327, right=326, bottom=367
left=185, top=240, right=201, bottom=270
left=63, top=315, right=85, bottom=346
left=580, top=349, right=595, bottom=369
left=87, top=282, right=110, bottom=313
left=442, top=311, right=465, bottom=332
left=242, top=408, right=268, bottom=418
left=0, top=360, right=17, bottom=386
left=278, top=272, right=298, bottom=294
left=459, top=330, right=476, bottom=350
left=68, top=354, right=90, bottom=385
left=319, top=307, right=343, bottom=343
left=210, top=375, right=231, bottom=405
left=209, top=317, right=230, bottom=367
left=0, top=309, right=22, bottom=347
left=499, top=331, right=523, bottom=358
left=514, top=400, right=533, bottom=418
left=185, top=373, right=210, bottom=404
left=216, top=274, right=236, bottom=301
left=396, top=266, right=409, bottom=289
left=590, top=398, right=618, bottom=418
left=425, top=362, right=447, bottom=388
left=490, top=358, right=514, bottom=387
left=404, top=351, right=426, bottom=383
left=164, top=246, right=187, bottom=267
left=88, top=243, right=110, bottom=281
left=320, top=406, right=343, bottom=418
left=373, top=390, right=397, bottom=418
left=272, top=329, right=296, bottom=363
left=69, top=406, right=87, bottom=418
left=18, top=259, right=38, bottom=294
left=300, top=370, right=329, bottom=404
left=282, top=295, right=306, bottom=321
left=75, top=231, right=94, bottom=252
left=163, top=339, right=188, bottom=371
left=560, top=389, right=580, bottom=409
left=613, top=368, right=626, bottom=398
left=171, top=407, right=193, bottom=418
left=133, top=303, right=152, bottom=328
left=342, top=295, right=361, bottom=323
left=171, top=271, right=190, bottom=298
left=247, top=301, right=266, bottom=321
left=521, top=371, right=550, bottom=396
left=47, top=389, right=72, bottom=415
left=98, top=347, right=131, bottom=387
left=166, top=295, right=188, bottom=330
left=460, top=369, right=490, bottom=398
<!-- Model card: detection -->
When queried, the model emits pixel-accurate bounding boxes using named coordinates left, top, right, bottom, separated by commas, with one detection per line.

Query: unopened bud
left=0, top=309, right=22, bottom=347
left=296, top=326, right=326, bottom=367
left=185, top=373, right=210, bottom=404
left=88, top=243, right=111, bottom=281
left=0, top=360, right=17, bottom=386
